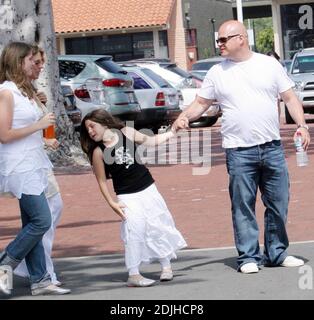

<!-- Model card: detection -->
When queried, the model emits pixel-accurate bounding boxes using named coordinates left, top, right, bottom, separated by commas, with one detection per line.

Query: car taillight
left=102, top=78, right=127, bottom=87
left=74, top=87, right=90, bottom=99
left=155, top=92, right=165, bottom=106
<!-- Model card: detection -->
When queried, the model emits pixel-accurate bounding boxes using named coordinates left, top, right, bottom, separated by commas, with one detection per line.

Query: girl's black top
left=98, top=131, right=154, bottom=195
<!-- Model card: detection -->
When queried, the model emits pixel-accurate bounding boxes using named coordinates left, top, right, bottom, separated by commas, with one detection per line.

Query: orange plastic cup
left=43, top=125, right=55, bottom=139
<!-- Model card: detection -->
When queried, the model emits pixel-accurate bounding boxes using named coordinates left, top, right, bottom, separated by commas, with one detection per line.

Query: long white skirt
left=117, top=183, right=187, bottom=270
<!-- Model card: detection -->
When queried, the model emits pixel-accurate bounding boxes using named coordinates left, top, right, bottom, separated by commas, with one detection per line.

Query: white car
left=119, top=65, right=181, bottom=131
left=128, top=60, right=220, bottom=127
left=190, top=56, right=225, bottom=80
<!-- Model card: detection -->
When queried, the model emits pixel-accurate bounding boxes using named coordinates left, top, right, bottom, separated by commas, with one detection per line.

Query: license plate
left=168, top=95, right=177, bottom=105
left=126, top=92, right=137, bottom=104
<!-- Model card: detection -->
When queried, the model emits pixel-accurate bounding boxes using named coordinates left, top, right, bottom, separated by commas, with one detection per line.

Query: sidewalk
left=1, top=120, right=314, bottom=302
left=3, top=241, right=313, bottom=300
left=2, top=123, right=314, bottom=258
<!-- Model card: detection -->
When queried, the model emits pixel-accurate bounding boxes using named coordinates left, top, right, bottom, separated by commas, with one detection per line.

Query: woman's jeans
left=225, top=140, right=289, bottom=268
left=0, top=192, right=52, bottom=286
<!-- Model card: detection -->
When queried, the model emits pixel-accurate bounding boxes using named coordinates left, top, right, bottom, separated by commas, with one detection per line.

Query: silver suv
left=287, top=48, right=314, bottom=124
left=58, top=55, right=141, bottom=121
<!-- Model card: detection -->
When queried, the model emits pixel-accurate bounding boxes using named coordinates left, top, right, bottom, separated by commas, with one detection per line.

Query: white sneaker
left=0, top=266, right=12, bottom=295
left=31, top=284, right=71, bottom=296
left=160, top=268, right=174, bottom=281
left=53, top=280, right=62, bottom=287
left=126, top=276, right=156, bottom=287
left=280, top=256, right=304, bottom=267
left=240, top=262, right=259, bottom=274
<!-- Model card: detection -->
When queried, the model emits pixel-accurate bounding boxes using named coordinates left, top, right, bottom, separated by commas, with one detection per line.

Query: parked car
left=282, top=59, right=292, bottom=72
left=60, top=81, right=82, bottom=130
left=58, top=55, right=141, bottom=121
left=190, top=56, right=225, bottom=80
left=119, top=64, right=181, bottom=131
left=286, top=48, right=314, bottom=124
left=126, top=60, right=218, bottom=127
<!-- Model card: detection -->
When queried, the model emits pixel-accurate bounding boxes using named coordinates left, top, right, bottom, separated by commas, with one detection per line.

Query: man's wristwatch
left=297, top=124, right=309, bottom=131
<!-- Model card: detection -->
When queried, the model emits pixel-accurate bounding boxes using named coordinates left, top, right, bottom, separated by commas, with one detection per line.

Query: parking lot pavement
left=2, top=122, right=314, bottom=259
left=1, top=120, right=314, bottom=304
left=3, top=241, right=314, bottom=300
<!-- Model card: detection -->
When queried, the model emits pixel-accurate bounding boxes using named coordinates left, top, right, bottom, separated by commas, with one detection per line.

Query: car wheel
left=189, top=116, right=218, bottom=128
left=285, top=105, right=295, bottom=124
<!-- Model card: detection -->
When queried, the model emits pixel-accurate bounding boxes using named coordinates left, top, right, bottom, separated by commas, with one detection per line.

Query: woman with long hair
left=13, top=44, right=67, bottom=289
left=0, top=42, right=70, bottom=295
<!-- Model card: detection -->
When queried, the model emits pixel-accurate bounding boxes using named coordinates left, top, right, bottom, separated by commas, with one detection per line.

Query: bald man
left=173, top=20, right=310, bottom=274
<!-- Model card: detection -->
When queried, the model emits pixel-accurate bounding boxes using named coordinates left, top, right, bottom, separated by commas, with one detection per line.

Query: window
left=165, top=64, right=191, bottom=78
left=128, top=72, right=151, bottom=89
left=141, top=68, right=172, bottom=88
left=95, top=58, right=127, bottom=74
left=281, top=3, right=314, bottom=59
left=65, top=32, right=155, bottom=61
left=186, top=29, right=197, bottom=47
left=58, top=60, right=86, bottom=79
left=292, top=56, right=314, bottom=74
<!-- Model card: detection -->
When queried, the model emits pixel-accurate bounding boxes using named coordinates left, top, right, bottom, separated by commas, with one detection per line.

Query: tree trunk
left=0, top=0, right=88, bottom=167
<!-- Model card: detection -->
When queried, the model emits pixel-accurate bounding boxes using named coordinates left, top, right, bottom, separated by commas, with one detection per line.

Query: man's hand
left=172, top=115, right=190, bottom=132
left=293, top=128, right=310, bottom=151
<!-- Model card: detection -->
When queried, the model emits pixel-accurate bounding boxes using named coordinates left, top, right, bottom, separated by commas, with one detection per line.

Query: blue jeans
left=4, top=193, right=52, bottom=285
left=225, top=140, right=289, bottom=269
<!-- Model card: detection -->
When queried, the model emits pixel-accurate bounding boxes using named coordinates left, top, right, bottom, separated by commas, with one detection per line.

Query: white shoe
left=240, top=262, right=259, bottom=274
left=32, top=284, right=71, bottom=296
left=160, top=269, right=174, bottom=281
left=280, top=256, right=304, bottom=267
left=126, top=276, right=156, bottom=287
left=0, top=266, right=12, bottom=295
left=53, top=280, right=62, bottom=287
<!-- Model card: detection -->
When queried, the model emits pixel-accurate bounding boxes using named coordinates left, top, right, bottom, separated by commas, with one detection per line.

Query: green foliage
left=202, top=47, right=214, bottom=59
left=244, top=17, right=274, bottom=53
left=256, top=28, right=274, bottom=53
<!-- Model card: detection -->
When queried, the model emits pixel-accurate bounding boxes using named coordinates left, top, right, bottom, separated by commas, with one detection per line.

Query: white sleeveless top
left=0, top=81, right=52, bottom=199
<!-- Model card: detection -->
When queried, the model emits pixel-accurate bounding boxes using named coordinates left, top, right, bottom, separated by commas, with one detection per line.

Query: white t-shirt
left=0, top=81, right=52, bottom=199
left=198, top=52, right=294, bottom=148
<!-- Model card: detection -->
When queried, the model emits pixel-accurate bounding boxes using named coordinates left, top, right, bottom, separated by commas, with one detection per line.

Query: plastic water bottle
left=295, top=131, right=309, bottom=167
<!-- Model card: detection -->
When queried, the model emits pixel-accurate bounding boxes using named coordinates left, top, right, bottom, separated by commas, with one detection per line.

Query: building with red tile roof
left=52, top=0, right=233, bottom=70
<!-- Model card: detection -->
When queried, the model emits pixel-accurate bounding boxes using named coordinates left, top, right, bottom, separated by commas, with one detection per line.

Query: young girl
left=80, top=109, right=187, bottom=287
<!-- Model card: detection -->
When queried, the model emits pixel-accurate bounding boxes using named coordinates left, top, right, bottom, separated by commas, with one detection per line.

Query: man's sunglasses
left=216, top=34, right=241, bottom=45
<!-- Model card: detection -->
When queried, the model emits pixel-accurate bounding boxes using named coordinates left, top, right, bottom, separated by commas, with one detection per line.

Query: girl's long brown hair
left=0, top=42, right=35, bottom=99
left=80, top=109, right=125, bottom=164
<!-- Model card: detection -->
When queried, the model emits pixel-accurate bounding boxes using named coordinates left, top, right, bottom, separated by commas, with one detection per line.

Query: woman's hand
left=37, top=112, right=55, bottom=130
left=109, top=201, right=127, bottom=221
left=44, top=138, right=59, bottom=150
left=37, top=91, right=48, bottom=105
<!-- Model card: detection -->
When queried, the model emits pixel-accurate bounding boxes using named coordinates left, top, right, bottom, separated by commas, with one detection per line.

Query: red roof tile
left=52, top=0, right=175, bottom=34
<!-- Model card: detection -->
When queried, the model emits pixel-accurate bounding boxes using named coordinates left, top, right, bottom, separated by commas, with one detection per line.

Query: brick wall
left=167, top=0, right=188, bottom=70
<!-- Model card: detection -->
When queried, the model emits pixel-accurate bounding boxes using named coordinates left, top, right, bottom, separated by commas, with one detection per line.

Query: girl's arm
left=92, top=147, right=126, bottom=220
left=0, top=90, right=55, bottom=144
left=122, top=126, right=175, bottom=147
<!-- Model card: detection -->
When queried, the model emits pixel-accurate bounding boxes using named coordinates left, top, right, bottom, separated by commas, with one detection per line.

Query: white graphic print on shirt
left=115, top=146, right=134, bottom=169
